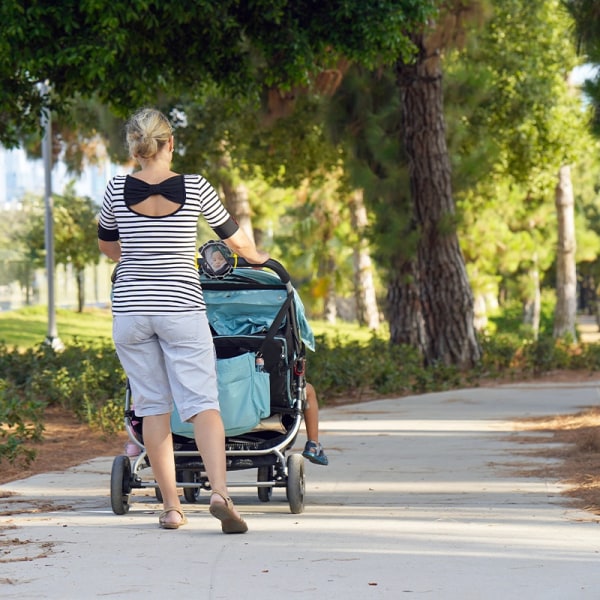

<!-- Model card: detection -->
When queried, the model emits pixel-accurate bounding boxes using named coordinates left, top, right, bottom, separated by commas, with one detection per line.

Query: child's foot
left=302, top=441, right=329, bottom=466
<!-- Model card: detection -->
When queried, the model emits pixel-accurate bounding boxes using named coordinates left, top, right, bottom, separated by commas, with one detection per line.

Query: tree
left=272, top=169, right=357, bottom=320
left=17, top=186, right=100, bottom=312
left=349, top=189, right=381, bottom=329
left=1, top=196, right=46, bottom=305
left=563, top=0, right=600, bottom=134
left=53, top=185, right=101, bottom=312
left=6, top=1, right=504, bottom=365
left=440, top=0, right=593, bottom=340
left=324, top=7, right=485, bottom=367
left=0, top=1, right=434, bottom=146
left=324, top=65, right=422, bottom=339
left=562, top=0, right=600, bottom=327
left=394, top=7, right=483, bottom=367
left=554, top=165, right=577, bottom=339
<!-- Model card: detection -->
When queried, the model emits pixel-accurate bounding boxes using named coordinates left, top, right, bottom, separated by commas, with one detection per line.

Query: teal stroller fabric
left=171, top=351, right=270, bottom=437
left=172, top=268, right=313, bottom=438
left=202, top=268, right=315, bottom=350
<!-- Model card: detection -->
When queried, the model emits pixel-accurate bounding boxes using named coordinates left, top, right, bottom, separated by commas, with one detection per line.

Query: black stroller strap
left=287, top=293, right=303, bottom=357
left=257, top=293, right=294, bottom=356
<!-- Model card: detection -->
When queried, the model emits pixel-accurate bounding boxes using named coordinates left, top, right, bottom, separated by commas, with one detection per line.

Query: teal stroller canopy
left=201, top=267, right=315, bottom=352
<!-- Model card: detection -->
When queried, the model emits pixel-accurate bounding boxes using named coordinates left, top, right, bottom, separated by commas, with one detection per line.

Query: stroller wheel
left=154, top=484, right=163, bottom=503
left=110, top=455, right=132, bottom=515
left=257, top=466, right=273, bottom=502
left=182, top=470, right=202, bottom=503
left=286, top=454, right=305, bottom=514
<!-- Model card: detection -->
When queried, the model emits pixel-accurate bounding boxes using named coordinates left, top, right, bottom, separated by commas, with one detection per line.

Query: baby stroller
left=110, top=242, right=314, bottom=515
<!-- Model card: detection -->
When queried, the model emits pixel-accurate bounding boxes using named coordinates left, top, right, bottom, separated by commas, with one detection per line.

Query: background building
left=0, top=146, right=127, bottom=311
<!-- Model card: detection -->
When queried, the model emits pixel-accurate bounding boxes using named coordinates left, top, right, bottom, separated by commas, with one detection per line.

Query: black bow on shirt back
left=124, top=175, right=185, bottom=206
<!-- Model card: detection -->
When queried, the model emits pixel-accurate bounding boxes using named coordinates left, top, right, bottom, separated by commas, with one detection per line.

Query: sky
left=571, top=63, right=599, bottom=85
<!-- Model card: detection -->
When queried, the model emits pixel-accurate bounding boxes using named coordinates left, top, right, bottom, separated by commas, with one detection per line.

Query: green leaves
left=438, top=0, right=600, bottom=326
left=0, top=0, right=436, bottom=145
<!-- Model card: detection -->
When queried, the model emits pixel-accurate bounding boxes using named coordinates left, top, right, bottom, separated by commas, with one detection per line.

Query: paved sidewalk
left=577, top=314, right=600, bottom=343
left=1, top=382, right=600, bottom=599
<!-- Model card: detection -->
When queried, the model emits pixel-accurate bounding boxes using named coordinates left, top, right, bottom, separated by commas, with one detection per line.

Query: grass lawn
left=0, top=306, right=113, bottom=348
left=0, top=306, right=381, bottom=350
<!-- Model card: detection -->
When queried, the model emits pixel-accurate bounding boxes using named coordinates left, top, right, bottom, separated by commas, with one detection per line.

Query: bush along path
left=3, top=332, right=600, bottom=469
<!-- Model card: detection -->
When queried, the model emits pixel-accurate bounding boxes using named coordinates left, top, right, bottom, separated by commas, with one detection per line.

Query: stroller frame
left=110, top=259, right=309, bottom=515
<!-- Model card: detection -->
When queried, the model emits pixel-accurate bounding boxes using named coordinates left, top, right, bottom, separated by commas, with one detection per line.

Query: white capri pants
left=112, top=312, right=220, bottom=423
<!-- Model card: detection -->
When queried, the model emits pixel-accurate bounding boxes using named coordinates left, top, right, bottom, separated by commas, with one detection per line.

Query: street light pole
left=40, top=84, right=63, bottom=350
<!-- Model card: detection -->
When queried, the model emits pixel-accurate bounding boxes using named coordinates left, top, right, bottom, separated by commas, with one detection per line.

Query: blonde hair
left=125, top=108, right=172, bottom=159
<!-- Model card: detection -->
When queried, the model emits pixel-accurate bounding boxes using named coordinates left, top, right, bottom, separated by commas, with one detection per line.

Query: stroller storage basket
left=171, top=351, right=271, bottom=437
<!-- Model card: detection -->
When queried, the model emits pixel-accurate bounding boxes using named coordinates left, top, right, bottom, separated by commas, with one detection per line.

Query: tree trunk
left=220, top=180, right=255, bottom=244
left=394, top=37, right=481, bottom=368
left=553, top=164, right=577, bottom=340
left=76, top=267, right=84, bottom=313
left=349, top=189, right=380, bottom=330
left=473, top=293, right=488, bottom=332
left=324, top=255, right=337, bottom=324
left=386, top=255, right=427, bottom=350
left=217, top=152, right=255, bottom=243
left=523, top=257, right=541, bottom=340
left=24, top=262, right=32, bottom=305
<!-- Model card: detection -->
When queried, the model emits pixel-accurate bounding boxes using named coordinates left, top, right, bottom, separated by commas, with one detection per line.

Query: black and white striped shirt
left=98, top=173, right=238, bottom=315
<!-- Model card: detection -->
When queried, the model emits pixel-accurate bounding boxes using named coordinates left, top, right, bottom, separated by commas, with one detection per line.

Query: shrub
left=307, top=332, right=469, bottom=401
left=479, top=333, right=521, bottom=373
left=2, top=320, right=600, bottom=460
left=520, top=334, right=572, bottom=375
left=571, top=343, right=600, bottom=371
left=0, top=340, right=126, bottom=451
left=0, top=379, right=45, bottom=466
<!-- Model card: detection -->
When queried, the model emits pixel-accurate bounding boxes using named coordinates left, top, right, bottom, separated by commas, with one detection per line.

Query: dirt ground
left=0, top=406, right=127, bottom=486
left=513, top=405, right=600, bottom=517
left=1, top=372, right=600, bottom=519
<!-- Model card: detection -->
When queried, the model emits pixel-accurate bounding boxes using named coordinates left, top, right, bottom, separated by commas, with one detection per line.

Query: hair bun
left=125, top=108, right=172, bottom=159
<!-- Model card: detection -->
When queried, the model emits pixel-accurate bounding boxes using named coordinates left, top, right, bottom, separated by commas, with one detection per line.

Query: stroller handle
left=234, top=257, right=292, bottom=287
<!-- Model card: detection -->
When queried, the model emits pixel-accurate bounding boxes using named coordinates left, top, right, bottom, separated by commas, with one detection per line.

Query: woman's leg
left=113, top=315, right=182, bottom=524
left=143, top=413, right=184, bottom=526
left=191, top=409, right=247, bottom=532
left=153, top=313, right=246, bottom=531
left=190, top=409, right=227, bottom=493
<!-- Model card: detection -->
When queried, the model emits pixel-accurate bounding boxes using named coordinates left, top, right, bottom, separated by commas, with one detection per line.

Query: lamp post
left=40, top=84, right=63, bottom=350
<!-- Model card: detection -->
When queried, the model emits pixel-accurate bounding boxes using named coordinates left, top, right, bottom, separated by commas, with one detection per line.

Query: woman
left=98, top=108, right=269, bottom=533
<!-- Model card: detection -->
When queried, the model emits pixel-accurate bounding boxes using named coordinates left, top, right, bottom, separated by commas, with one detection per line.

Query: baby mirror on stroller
left=198, top=240, right=237, bottom=279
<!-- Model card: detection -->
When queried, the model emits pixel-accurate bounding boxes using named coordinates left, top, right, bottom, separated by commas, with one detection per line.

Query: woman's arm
left=223, top=228, right=269, bottom=265
left=98, top=239, right=122, bottom=262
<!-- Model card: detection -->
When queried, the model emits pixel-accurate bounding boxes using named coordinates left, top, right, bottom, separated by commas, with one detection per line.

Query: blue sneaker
left=302, top=441, right=329, bottom=466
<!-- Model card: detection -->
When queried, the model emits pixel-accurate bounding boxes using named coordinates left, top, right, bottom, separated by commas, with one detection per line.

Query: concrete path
left=1, top=382, right=600, bottom=599
left=578, top=314, right=600, bottom=343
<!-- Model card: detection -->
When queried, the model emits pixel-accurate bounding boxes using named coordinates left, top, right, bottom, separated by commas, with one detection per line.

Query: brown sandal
left=209, top=491, right=248, bottom=534
left=158, top=506, right=187, bottom=530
